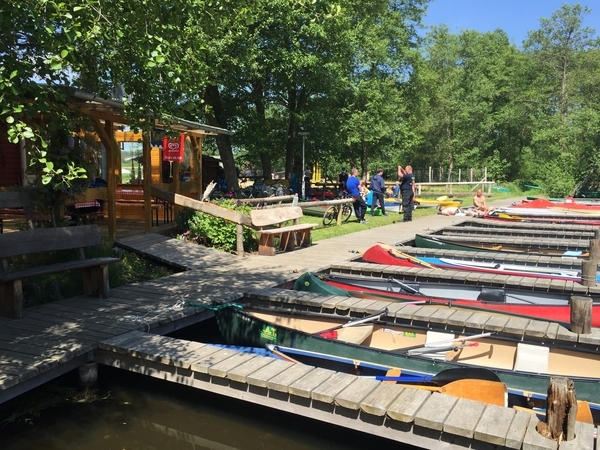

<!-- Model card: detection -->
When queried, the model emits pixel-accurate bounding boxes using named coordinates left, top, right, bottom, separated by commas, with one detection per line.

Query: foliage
left=18, top=242, right=172, bottom=306
left=175, top=200, right=258, bottom=253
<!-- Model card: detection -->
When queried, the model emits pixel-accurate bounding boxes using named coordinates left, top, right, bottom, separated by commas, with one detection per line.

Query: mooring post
left=570, top=295, right=592, bottom=334
left=580, top=260, right=597, bottom=287
left=537, top=376, right=577, bottom=442
left=588, top=237, right=600, bottom=261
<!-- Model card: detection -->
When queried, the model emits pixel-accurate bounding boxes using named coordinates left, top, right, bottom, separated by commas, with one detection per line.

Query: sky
left=421, top=0, right=600, bottom=46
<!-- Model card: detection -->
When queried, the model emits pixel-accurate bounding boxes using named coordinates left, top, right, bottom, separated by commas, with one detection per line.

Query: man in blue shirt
left=346, top=168, right=368, bottom=223
left=398, top=165, right=415, bottom=222
left=370, top=168, right=387, bottom=216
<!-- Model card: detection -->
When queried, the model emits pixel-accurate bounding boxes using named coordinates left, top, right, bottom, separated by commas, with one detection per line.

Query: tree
left=523, top=3, right=599, bottom=195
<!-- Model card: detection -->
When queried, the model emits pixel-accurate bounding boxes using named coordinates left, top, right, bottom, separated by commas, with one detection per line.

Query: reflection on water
left=0, top=366, right=420, bottom=450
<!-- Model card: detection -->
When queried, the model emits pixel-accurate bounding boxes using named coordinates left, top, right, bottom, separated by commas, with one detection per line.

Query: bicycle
left=322, top=191, right=354, bottom=226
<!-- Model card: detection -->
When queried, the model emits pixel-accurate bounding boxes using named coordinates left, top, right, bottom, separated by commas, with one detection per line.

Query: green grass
left=302, top=188, right=526, bottom=242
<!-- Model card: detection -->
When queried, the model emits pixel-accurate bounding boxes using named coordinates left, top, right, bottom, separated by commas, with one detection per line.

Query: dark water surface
left=0, top=320, right=422, bottom=449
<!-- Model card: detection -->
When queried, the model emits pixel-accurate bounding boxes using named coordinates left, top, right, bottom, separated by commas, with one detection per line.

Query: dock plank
left=443, top=398, right=486, bottom=438
left=334, top=378, right=381, bottom=410
left=359, top=382, right=404, bottom=416
left=386, top=388, right=431, bottom=423
left=413, top=392, right=458, bottom=431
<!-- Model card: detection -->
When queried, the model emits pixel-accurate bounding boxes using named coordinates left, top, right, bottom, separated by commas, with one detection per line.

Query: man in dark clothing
left=346, top=168, right=368, bottom=223
left=338, top=168, right=348, bottom=195
left=398, top=165, right=415, bottom=222
left=370, top=168, right=387, bottom=216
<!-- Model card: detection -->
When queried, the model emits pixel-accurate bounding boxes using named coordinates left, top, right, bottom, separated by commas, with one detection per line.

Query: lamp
left=298, top=130, right=309, bottom=199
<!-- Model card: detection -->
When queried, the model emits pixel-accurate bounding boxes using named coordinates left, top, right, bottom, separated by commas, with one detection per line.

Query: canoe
left=214, top=305, right=600, bottom=410
left=361, top=243, right=600, bottom=282
left=292, top=272, right=600, bottom=326
left=485, top=213, right=600, bottom=226
left=414, top=233, right=588, bottom=257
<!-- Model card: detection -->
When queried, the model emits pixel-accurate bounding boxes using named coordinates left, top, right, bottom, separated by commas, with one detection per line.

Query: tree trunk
left=204, top=84, right=239, bottom=193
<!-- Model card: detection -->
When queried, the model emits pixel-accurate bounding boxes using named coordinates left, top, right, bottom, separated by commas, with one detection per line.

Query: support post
left=588, top=238, right=600, bottom=261
left=236, top=223, right=244, bottom=256
left=570, top=295, right=592, bottom=334
left=536, top=376, right=577, bottom=442
left=580, top=260, right=597, bottom=287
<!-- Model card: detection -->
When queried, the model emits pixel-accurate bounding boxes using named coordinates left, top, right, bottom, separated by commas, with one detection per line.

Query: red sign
left=162, top=133, right=186, bottom=162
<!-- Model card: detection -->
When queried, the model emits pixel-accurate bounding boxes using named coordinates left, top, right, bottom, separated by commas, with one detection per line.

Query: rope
left=123, top=301, right=242, bottom=331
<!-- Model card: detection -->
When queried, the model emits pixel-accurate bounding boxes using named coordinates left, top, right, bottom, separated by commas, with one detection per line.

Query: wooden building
left=0, top=88, right=233, bottom=240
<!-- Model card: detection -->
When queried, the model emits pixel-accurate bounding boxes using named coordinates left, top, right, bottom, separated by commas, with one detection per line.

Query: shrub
left=20, top=241, right=173, bottom=307
left=175, top=200, right=258, bottom=253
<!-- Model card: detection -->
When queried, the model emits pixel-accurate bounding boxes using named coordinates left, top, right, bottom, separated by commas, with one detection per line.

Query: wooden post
left=236, top=223, right=244, bottom=256
left=595, top=228, right=600, bottom=240
left=428, top=166, right=432, bottom=183
left=570, top=295, right=592, bottom=334
left=536, top=376, right=577, bottom=442
left=588, top=239, right=600, bottom=261
left=580, top=260, right=597, bottom=287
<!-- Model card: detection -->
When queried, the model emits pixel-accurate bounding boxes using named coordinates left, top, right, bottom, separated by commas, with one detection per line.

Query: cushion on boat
left=477, top=287, right=506, bottom=303
left=336, top=324, right=374, bottom=345
left=513, top=343, right=549, bottom=373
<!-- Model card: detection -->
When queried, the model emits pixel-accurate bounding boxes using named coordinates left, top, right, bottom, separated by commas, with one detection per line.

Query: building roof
left=65, top=87, right=234, bottom=136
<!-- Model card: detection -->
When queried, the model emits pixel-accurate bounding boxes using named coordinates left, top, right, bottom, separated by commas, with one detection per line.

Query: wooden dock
left=97, top=330, right=595, bottom=450
left=1, top=197, right=599, bottom=448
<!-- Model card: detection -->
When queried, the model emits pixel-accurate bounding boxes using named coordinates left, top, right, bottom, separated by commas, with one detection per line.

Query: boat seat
left=336, top=324, right=374, bottom=345
left=513, top=343, right=549, bottom=373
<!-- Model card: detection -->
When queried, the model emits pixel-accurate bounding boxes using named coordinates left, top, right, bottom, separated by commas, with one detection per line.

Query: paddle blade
left=431, top=367, right=501, bottom=386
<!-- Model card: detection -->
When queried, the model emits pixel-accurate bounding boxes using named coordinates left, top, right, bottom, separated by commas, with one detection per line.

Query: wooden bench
left=250, top=206, right=317, bottom=256
left=0, top=225, right=120, bottom=319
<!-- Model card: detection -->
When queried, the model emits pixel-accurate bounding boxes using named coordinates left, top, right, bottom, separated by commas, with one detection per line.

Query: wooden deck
left=1, top=197, right=599, bottom=448
left=96, top=330, right=596, bottom=450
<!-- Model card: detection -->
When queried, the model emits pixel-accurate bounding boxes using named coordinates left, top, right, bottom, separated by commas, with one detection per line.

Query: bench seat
left=250, top=206, right=317, bottom=256
left=0, top=225, right=120, bottom=319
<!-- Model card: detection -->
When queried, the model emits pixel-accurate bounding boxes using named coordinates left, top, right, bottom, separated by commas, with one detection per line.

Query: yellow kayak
left=414, top=196, right=462, bottom=208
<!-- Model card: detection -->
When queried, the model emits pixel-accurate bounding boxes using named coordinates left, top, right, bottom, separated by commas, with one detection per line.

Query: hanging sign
left=162, top=133, right=186, bottom=162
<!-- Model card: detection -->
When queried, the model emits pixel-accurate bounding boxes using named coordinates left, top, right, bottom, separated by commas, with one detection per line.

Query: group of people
left=337, top=165, right=494, bottom=223
left=337, top=165, right=416, bottom=224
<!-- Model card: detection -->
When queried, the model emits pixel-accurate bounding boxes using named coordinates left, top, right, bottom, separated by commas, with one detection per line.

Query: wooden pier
left=97, top=330, right=595, bottom=450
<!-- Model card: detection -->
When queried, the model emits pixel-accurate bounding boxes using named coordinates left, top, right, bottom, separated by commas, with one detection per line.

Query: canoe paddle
left=315, top=308, right=388, bottom=336
left=364, top=367, right=501, bottom=386
left=376, top=242, right=439, bottom=270
left=394, top=332, right=493, bottom=355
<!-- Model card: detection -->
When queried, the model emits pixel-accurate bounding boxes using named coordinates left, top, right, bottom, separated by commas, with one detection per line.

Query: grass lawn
left=302, top=189, right=523, bottom=242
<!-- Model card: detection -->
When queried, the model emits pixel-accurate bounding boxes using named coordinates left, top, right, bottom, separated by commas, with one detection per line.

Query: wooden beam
left=150, top=186, right=252, bottom=227
left=143, top=135, right=152, bottom=232
left=92, top=117, right=117, bottom=241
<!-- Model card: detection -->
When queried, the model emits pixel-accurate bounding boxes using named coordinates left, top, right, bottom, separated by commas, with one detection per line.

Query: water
left=0, top=319, right=421, bottom=449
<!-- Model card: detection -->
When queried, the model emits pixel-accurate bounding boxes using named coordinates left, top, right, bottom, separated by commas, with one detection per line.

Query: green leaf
left=6, top=116, right=14, bottom=124
left=60, top=49, right=69, bottom=58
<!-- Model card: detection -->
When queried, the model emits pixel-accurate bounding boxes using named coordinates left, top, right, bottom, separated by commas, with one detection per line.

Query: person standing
left=370, top=168, right=387, bottom=216
left=398, top=165, right=415, bottom=222
left=337, top=168, right=348, bottom=195
left=346, top=168, right=368, bottom=223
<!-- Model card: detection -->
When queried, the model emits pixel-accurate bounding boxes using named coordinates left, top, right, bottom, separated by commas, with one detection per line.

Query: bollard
left=536, top=376, right=577, bottom=441
left=580, top=260, right=597, bottom=287
left=588, top=238, right=600, bottom=261
left=78, top=362, right=98, bottom=387
left=570, top=295, right=592, bottom=334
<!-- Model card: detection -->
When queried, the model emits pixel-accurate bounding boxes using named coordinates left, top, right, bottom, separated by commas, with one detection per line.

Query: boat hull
left=361, top=243, right=600, bottom=282
left=215, top=306, right=600, bottom=406
left=292, top=272, right=600, bottom=327
left=414, top=233, right=586, bottom=257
